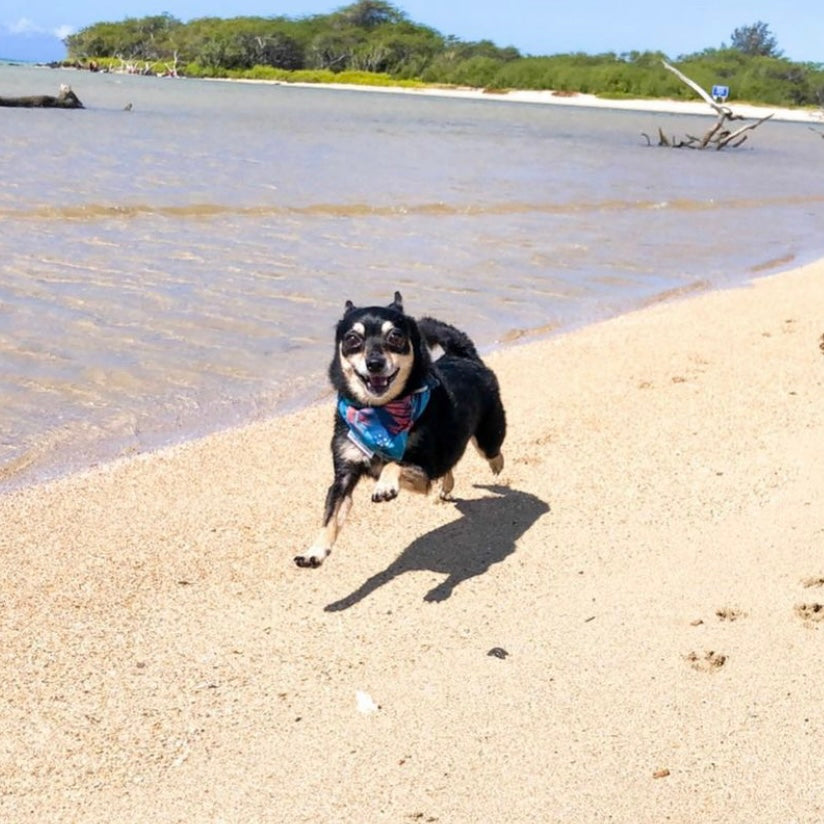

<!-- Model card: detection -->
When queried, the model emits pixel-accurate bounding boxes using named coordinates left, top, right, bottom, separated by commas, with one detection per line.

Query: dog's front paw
left=294, top=546, right=330, bottom=568
left=372, top=463, right=401, bottom=502
left=371, top=481, right=399, bottom=502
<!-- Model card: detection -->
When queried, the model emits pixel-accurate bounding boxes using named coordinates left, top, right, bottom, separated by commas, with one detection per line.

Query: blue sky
left=2, top=0, right=822, bottom=64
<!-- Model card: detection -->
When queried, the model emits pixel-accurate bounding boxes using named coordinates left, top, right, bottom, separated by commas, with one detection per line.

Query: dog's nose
left=365, top=350, right=386, bottom=373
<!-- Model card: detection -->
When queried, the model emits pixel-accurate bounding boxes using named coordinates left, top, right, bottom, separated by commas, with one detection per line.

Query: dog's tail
left=418, top=316, right=480, bottom=360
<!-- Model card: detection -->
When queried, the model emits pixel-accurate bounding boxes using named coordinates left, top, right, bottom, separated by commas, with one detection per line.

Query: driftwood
left=642, top=61, right=772, bottom=150
left=0, top=84, right=84, bottom=109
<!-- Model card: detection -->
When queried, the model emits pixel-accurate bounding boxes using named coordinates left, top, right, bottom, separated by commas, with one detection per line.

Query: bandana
left=338, top=381, right=434, bottom=461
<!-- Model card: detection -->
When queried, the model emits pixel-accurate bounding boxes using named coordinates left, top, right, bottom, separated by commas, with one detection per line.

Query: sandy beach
left=439, top=86, right=822, bottom=122
left=238, top=76, right=824, bottom=123
left=2, top=255, right=823, bottom=822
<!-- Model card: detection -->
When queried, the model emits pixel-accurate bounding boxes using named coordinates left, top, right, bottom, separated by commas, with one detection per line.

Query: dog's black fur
left=294, top=292, right=506, bottom=568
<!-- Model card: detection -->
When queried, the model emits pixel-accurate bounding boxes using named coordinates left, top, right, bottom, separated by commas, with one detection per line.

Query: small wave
left=498, top=321, right=560, bottom=344
left=4, top=194, right=824, bottom=223
left=639, top=279, right=712, bottom=308
left=749, top=253, right=797, bottom=273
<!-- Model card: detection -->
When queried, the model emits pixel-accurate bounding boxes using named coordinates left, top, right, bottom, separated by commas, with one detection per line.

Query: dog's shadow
left=325, top=485, right=550, bottom=611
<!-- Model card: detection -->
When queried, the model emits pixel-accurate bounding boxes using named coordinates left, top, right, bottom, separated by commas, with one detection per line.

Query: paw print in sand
left=795, top=603, right=824, bottom=625
left=715, top=607, right=746, bottom=622
left=685, top=650, right=727, bottom=673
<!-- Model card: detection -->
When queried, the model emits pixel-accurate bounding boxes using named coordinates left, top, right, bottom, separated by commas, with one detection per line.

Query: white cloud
left=3, top=18, right=74, bottom=38
left=7, top=18, right=40, bottom=34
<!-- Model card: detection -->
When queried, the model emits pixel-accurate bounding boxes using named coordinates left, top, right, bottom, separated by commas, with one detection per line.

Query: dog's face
left=332, top=292, right=425, bottom=406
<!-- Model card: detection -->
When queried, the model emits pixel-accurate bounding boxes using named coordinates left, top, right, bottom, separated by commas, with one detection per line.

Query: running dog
left=295, top=292, right=506, bottom=568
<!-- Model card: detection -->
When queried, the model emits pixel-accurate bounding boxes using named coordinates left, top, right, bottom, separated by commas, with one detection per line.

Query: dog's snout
left=365, top=348, right=386, bottom=373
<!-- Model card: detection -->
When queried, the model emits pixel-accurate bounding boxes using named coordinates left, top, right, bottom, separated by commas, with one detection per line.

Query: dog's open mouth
left=359, top=370, right=398, bottom=396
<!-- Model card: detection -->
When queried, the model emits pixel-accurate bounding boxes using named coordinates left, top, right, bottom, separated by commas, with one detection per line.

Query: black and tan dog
left=295, top=292, right=506, bottom=568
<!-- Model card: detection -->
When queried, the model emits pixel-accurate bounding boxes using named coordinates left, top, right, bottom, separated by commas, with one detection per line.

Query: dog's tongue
left=370, top=375, right=390, bottom=392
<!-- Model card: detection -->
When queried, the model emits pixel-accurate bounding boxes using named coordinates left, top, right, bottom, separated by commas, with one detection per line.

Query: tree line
left=61, top=2, right=824, bottom=108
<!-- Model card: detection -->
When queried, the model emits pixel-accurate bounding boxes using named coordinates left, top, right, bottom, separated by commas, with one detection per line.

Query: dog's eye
left=385, top=329, right=406, bottom=349
left=342, top=331, right=363, bottom=351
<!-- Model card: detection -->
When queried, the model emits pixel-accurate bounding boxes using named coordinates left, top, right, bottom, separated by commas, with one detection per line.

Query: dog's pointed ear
left=344, top=299, right=354, bottom=313
left=391, top=291, right=403, bottom=311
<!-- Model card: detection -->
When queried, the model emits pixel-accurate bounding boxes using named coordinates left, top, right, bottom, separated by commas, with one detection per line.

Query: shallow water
left=2, top=63, right=824, bottom=490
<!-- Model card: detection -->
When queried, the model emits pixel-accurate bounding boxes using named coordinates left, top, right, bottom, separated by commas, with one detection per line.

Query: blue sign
left=712, top=84, right=730, bottom=101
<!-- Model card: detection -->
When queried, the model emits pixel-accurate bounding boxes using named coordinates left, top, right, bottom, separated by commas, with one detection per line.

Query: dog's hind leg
left=438, top=470, right=455, bottom=501
left=473, top=398, right=506, bottom=476
left=472, top=437, right=505, bottom=476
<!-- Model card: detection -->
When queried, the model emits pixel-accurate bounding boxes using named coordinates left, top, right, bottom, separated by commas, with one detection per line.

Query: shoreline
left=2, top=255, right=823, bottom=820
left=218, top=75, right=824, bottom=124
left=0, top=258, right=798, bottom=499
left=0, top=253, right=812, bottom=499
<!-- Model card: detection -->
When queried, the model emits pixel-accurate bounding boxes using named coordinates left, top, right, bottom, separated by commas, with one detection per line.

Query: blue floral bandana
left=338, top=381, right=434, bottom=461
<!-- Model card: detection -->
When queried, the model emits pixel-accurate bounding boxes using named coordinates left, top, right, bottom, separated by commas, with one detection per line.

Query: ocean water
left=2, top=63, right=824, bottom=491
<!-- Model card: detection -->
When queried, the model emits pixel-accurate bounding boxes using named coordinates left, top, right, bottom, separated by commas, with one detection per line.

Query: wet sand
left=1, top=260, right=823, bottom=822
